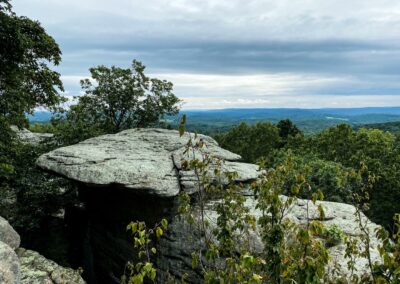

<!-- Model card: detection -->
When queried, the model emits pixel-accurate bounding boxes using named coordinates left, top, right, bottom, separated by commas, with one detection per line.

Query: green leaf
left=161, top=219, right=168, bottom=230
left=131, top=223, right=138, bottom=233
left=150, top=268, right=157, bottom=280
left=252, top=273, right=263, bottom=282
left=132, top=274, right=143, bottom=284
left=144, top=262, right=152, bottom=273
left=156, top=227, right=163, bottom=238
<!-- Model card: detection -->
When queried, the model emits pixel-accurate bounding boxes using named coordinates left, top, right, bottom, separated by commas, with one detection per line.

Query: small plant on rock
left=122, top=219, right=168, bottom=284
left=323, top=224, right=345, bottom=248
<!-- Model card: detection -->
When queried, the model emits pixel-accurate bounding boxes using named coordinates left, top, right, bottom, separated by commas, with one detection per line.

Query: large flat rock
left=37, top=128, right=258, bottom=197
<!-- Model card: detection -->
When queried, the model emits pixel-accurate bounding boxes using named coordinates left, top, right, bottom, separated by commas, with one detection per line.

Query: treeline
left=215, top=121, right=400, bottom=231
left=359, top=121, right=400, bottom=133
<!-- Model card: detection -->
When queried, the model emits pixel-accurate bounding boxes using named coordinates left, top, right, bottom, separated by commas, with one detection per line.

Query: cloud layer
left=13, top=0, right=400, bottom=108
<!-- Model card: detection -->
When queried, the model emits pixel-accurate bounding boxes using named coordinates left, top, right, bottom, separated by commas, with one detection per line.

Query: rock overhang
left=36, top=128, right=261, bottom=198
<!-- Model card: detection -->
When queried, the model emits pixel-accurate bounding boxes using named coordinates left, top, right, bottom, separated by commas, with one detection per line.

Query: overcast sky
left=13, top=0, right=400, bottom=109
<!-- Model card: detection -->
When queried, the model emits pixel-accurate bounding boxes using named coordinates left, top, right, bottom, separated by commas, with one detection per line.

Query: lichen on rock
left=0, top=215, right=85, bottom=284
left=16, top=248, right=85, bottom=284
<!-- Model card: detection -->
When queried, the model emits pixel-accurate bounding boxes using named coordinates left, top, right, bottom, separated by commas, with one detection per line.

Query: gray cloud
left=12, top=0, right=400, bottom=108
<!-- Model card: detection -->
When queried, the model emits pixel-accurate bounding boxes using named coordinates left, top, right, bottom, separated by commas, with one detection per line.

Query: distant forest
left=29, top=107, right=400, bottom=134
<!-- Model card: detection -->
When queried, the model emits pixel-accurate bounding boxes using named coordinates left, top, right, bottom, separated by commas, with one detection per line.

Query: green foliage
left=255, top=155, right=330, bottom=283
left=0, top=2, right=76, bottom=260
left=374, top=214, right=400, bottom=283
left=29, top=122, right=55, bottom=133
left=277, top=119, right=302, bottom=147
left=0, top=137, right=76, bottom=234
left=323, top=225, right=345, bottom=248
left=305, top=125, right=395, bottom=166
left=0, top=0, right=63, bottom=182
left=0, top=0, right=11, bottom=12
left=117, top=120, right=400, bottom=283
left=177, top=125, right=334, bottom=283
left=174, top=124, right=400, bottom=283
left=215, top=122, right=281, bottom=163
left=358, top=121, right=400, bottom=134
left=53, top=60, right=181, bottom=145
left=123, top=219, right=168, bottom=284
left=16, top=156, right=61, bottom=230
left=51, top=108, right=105, bottom=145
left=343, top=164, right=388, bottom=283
left=217, top=121, right=400, bottom=231
left=0, top=1, right=64, bottom=125
left=303, top=124, right=400, bottom=229
left=267, top=150, right=361, bottom=203
left=0, top=1, right=63, bottom=222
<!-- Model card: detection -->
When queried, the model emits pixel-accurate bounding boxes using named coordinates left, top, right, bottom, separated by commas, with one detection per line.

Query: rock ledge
left=37, top=128, right=261, bottom=197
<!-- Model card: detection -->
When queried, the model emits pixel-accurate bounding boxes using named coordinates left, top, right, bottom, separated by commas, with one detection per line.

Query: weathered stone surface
left=11, top=126, right=53, bottom=145
left=17, top=248, right=85, bottom=284
left=0, top=215, right=85, bottom=284
left=178, top=161, right=260, bottom=194
left=158, top=196, right=382, bottom=282
left=0, top=216, right=20, bottom=250
left=37, top=128, right=258, bottom=197
left=0, top=241, right=20, bottom=284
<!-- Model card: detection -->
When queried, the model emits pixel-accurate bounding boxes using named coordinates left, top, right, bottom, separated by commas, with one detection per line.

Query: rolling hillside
left=30, top=107, right=400, bottom=134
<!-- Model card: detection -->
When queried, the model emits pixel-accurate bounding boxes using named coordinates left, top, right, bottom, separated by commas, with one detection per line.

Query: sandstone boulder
left=0, top=216, right=20, bottom=250
left=37, top=128, right=260, bottom=197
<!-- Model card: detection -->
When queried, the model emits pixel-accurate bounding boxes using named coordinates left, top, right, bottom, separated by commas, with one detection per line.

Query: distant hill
left=169, top=107, right=400, bottom=134
left=30, top=107, right=400, bottom=134
left=357, top=121, right=400, bottom=133
left=27, top=112, right=53, bottom=123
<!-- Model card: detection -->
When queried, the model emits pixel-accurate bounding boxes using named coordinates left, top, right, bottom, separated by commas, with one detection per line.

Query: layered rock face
left=36, top=128, right=382, bottom=283
left=0, top=216, right=85, bottom=284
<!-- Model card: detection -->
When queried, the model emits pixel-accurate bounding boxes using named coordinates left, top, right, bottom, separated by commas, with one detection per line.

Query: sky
left=13, top=0, right=400, bottom=109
